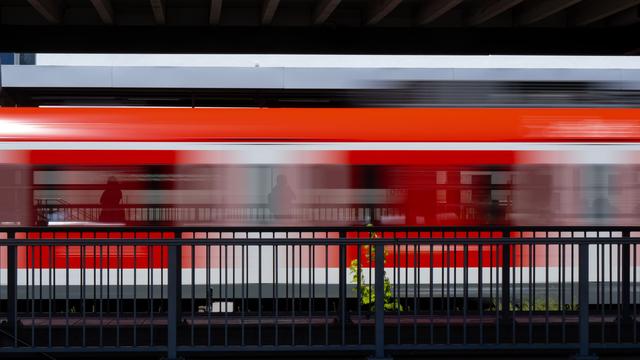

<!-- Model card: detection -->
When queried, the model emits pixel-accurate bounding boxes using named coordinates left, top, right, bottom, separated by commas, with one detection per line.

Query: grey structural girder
left=2, top=65, right=640, bottom=90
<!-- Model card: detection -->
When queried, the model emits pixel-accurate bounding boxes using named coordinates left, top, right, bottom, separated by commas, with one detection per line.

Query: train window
left=0, top=165, right=31, bottom=225
left=22, top=162, right=640, bottom=227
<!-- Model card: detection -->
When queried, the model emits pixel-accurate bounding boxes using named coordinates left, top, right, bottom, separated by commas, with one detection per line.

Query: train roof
left=1, top=107, right=640, bottom=143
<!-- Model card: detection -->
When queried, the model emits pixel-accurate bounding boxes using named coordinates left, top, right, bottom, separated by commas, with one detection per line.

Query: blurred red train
left=1, top=107, right=639, bottom=295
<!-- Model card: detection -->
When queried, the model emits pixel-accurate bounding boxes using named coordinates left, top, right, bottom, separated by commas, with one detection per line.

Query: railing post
left=338, top=232, right=347, bottom=345
left=501, top=241, right=510, bottom=321
left=7, top=232, right=17, bottom=345
left=167, top=242, right=181, bottom=360
left=577, top=241, right=597, bottom=359
left=371, top=241, right=389, bottom=360
left=621, top=230, right=631, bottom=321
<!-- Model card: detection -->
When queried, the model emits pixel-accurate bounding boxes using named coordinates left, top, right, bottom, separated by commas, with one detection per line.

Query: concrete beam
left=313, top=0, right=342, bottom=24
left=6, top=65, right=640, bottom=90
left=416, top=0, right=463, bottom=25
left=626, top=47, right=640, bottom=55
left=209, top=0, right=223, bottom=25
left=90, top=0, right=114, bottom=25
left=607, top=5, right=640, bottom=26
left=261, top=0, right=280, bottom=25
left=466, top=0, right=524, bottom=26
left=150, top=0, right=165, bottom=24
left=27, top=0, right=62, bottom=24
left=366, top=0, right=402, bottom=25
left=516, top=0, right=582, bottom=25
left=571, top=0, right=640, bottom=26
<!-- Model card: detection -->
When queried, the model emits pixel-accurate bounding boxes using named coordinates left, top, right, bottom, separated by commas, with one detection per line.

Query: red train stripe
left=2, top=107, right=640, bottom=142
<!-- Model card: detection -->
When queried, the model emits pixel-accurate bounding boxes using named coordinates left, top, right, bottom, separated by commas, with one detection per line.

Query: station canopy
left=0, top=0, right=639, bottom=54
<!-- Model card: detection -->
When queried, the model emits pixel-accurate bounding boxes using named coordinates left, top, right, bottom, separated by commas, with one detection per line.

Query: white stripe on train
left=0, top=142, right=640, bottom=151
left=0, top=266, right=628, bottom=286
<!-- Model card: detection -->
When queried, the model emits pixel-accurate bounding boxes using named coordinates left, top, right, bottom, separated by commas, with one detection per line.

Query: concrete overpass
left=0, top=1, right=639, bottom=54
left=2, top=55, right=640, bottom=107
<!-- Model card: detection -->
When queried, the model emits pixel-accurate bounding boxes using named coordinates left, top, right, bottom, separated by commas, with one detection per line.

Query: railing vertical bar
left=167, top=240, right=179, bottom=360
left=622, top=230, right=631, bottom=322
left=48, top=242, right=53, bottom=348
left=232, top=240, right=237, bottom=342
left=206, top=243, right=211, bottom=347
left=413, top=242, right=419, bottom=346
left=578, top=240, right=593, bottom=359
left=39, top=243, right=43, bottom=317
left=325, top=243, right=329, bottom=346
left=634, top=242, right=637, bottom=344
left=338, top=231, right=346, bottom=346
left=490, top=243, right=496, bottom=344
left=478, top=240, right=484, bottom=345
left=374, top=240, right=385, bottom=359
left=160, top=245, right=164, bottom=304
left=429, top=242, right=434, bottom=345
left=133, top=243, right=137, bottom=347
left=28, top=244, right=34, bottom=347
left=404, top=241, right=408, bottom=316
left=571, top=243, right=575, bottom=310
left=241, top=241, right=246, bottom=347
left=610, top=243, right=614, bottom=312
left=558, top=243, right=563, bottom=343
left=7, top=232, right=17, bottom=348
left=191, top=244, right=195, bottom=347
left=369, top=239, right=373, bottom=316
left=285, top=233, right=290, bottom=345
left=107, top=242, right=111, bottom=316
left=357, top=242, right=362, bottom=345
left=116, top=243, right=121, bottom=347
left=446, top=242, right=451, bottom=345
left=395, top=240, right=400, bottom=345
left=528, top=242, right=533, bottom=344
left=519, top=242, right=523, bottom=320
left=545, top=242, right=549, bottom=344
left=291, top=241, right=297, bottom=346
left=218, top=239, right=228, bottom=346
left=81, top=243, right=86, bottom=347
left=617, top=242, right=622, bottom=344
left=308, top=242, right=313, bottom=346
left=599, top=243, right=604, bottom=344
left=258, top=241, right=262, bottom=347
left=65, top=243, right=69, bottom=347
left=463, top=242, right=468, bottom=345
left=275, top=242, right=279, bottom=347
left=99, top=243, right=103, bottom=348
left=501, top=237, right=510, bottom=325
left=149, top=240, right=153, bottom=347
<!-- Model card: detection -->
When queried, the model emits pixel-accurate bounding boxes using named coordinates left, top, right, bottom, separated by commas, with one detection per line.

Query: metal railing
left=1, top=226, right=639, bottom=359
left=34, top=203, right=408, bottom=225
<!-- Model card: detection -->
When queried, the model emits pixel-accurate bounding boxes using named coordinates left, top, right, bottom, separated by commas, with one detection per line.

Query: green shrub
left=348, top=224, right=403, bottom=311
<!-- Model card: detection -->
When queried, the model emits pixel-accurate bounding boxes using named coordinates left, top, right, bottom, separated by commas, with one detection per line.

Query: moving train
left=0, top=107, right=639, bottom=299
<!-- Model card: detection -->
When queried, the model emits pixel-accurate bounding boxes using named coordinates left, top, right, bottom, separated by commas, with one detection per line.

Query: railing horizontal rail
left=0, top=238, right=638, bottom=246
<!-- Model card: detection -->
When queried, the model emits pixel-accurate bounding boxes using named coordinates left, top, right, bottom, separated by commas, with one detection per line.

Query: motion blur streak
left=0, top=107, right=639, bottom=229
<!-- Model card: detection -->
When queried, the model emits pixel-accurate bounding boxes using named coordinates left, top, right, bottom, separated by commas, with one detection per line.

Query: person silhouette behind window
left=99, top=176, right=126, bottom=223
left=268, top=175, right=296, bottom=219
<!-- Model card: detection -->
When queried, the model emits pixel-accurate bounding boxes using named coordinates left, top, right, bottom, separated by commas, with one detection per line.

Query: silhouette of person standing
left=268, top=175, right=296, bottom=218
left=99, top=176, right=126, bottom=223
